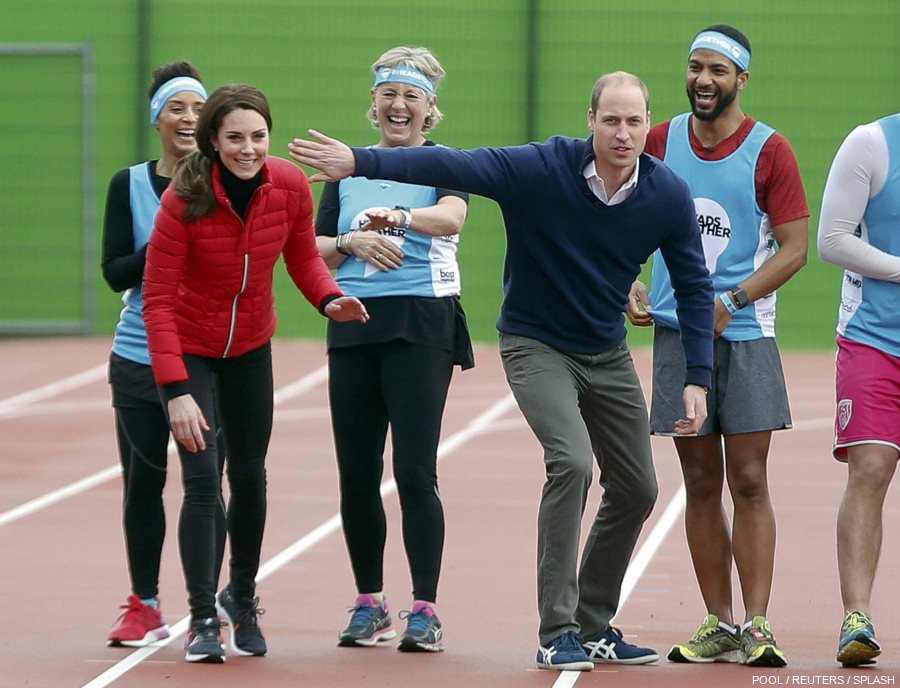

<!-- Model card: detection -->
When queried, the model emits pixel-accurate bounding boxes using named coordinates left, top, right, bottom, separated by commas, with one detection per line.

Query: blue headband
left=690, top=31, right=751, bottom=72
left=149, top=77, right=208, bottom=124
left=372, top=65, right=435, bottom=95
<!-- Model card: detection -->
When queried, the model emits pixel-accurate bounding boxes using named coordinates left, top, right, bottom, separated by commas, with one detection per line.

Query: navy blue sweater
left=353, top=136, right=713, bottom=388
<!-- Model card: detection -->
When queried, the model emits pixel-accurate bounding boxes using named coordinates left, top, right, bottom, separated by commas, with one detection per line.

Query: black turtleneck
left=219, top=163, right=262, bottom=219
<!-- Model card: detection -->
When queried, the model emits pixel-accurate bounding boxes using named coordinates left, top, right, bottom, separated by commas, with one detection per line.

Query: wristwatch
left=393, top=205, right=412, bottom=229
left=730, top=287, right=750, bottom=310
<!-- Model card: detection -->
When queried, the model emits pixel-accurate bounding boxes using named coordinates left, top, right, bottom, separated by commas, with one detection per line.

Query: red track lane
left=0, top=338, right=897, bottom=688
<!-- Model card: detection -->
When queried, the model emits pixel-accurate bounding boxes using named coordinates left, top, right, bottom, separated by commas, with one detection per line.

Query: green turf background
left=2, top=0, right=898, bottom=348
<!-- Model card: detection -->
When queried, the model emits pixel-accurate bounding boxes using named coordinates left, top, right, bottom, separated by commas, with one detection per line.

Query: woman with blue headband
left=102, top=60, right=217, bottom=648
left=311, top=46, right=472, bottom=653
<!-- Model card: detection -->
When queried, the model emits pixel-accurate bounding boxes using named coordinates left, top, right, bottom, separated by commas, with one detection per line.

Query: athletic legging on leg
left=114, top=402, right=169, bottom=599
left=176, top=344, right=273, bottom=620
left=329, top=341, right=454, bottom=602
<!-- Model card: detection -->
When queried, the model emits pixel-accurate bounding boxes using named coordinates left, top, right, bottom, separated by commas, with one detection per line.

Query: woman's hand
left=167, top=394, right=209, bottom=453
left=325, top=296, right=370, bottom=323
left=346, top=226, right=404, bottom=271
left=363, top=208, right=407, bottom=231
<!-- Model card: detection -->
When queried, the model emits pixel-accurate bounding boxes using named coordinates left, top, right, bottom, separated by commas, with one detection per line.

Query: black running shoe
left=216, top=586, right=267, bottom=657
left=184, top=617, right=225, bottom=663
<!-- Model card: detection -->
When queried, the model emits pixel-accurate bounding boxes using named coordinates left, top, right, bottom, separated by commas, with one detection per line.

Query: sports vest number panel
left=334, top=175, right=461, bottom=298
left=649, top=113, right=776, bottom=340
left=838, top=113, right=900, bottom=357
left=111, top=162, right=159, bottom=365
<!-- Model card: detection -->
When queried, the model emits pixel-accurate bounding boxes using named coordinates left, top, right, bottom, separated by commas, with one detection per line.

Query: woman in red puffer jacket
left=143, top=83, right=368, bottom=664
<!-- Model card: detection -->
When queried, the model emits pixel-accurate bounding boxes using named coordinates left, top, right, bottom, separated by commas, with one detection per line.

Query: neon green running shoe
left=741, top=616, right=787, bottom=667
left=667, top=614, right=742, bottom=663
left=836, top=610, right=880, bottom=667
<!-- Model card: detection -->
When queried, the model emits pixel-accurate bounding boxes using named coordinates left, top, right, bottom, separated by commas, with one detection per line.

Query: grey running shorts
left=649, top=325, right=792, bottom=436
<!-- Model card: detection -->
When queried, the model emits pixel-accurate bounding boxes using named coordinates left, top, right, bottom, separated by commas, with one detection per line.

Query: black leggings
left=175, top=343, right=273, bottom=621
left=328, top=340, right=454, bottom=602
left=110, top=355, right=225, bottom=600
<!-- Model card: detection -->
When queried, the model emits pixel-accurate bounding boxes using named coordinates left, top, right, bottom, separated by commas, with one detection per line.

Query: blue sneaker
left=536, top=631, right=594, bottom=671
left=397, top=601, right=443, bottom=652
left=338, top=594, right=396, bottom=647
left=582, top=626, right=659, bottom=665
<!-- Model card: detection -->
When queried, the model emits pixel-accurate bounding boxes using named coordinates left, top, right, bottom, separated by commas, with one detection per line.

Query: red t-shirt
left=646, top=115, right=809, bottom=227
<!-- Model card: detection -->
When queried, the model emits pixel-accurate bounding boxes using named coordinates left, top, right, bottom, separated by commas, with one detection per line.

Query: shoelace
left=191, top=618, right=223, bottom=642
left=605, top=627, right=624, bottom=641
left=234, top=598, right=265, bottom=628
left=399, top=609, right=433, bottom=634
left=552, top=631, right=583, bottom=652
left=110, top=598, right=143, bottom=625
left=348, top=603, right=380, bottom=628
left=692, top=622, right=727, bottom=642
left=844, top=611, right=871, bottom=633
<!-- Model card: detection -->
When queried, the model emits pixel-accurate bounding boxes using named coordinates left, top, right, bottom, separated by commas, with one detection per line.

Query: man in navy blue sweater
left=290, top=71, right=714, bottom=671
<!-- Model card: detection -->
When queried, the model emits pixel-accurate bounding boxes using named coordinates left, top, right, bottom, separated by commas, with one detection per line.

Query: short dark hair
left=700, top=24, right=751, bottom=56
left=147, top=60, right=203, bottom=100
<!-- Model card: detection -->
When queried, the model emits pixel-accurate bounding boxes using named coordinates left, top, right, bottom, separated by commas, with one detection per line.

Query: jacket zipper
left=222, top=251, right=249, bottom=358
left=221, top=188, right=259, bottom=358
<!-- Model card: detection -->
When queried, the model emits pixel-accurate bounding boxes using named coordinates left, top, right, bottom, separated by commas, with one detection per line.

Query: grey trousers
left=499, top=334, right=658, bottom=644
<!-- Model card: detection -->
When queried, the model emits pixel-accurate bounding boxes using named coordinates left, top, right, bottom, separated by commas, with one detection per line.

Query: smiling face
left=686, top=48, right=746, bottom=121
left=372, top=82, right=432, bottom=148
left=588, top=82, right=650, bottom=181
left=155, top=91, right=205, bottom=161
left=212, top=107, right=269, bottom=179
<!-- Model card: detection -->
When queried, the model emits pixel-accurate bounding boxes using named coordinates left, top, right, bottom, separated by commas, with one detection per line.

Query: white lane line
left=0, top=363, right=107, bottom=419
left=0, top=465, right=122, bottom=528
left=0, top=366, right=329, bottom=529
left=551, top=671, right=582, bottom=688
left=80, top=393, right=518, bottom=688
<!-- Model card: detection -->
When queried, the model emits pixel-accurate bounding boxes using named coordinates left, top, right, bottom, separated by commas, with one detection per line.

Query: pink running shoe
left=107, top=595, right=170, bottom=647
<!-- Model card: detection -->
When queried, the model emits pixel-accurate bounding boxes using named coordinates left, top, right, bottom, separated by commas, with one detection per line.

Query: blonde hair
left=367, top=46, right=446, bottom=132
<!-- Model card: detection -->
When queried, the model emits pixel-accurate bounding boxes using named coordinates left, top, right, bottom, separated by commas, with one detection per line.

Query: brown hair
left=173, top=83, right=273, bottom=222
left=590, top=71, right=650, bottom=114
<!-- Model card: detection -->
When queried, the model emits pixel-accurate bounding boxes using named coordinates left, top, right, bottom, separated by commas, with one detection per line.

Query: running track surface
left=1, top=337, right=898, bottom=688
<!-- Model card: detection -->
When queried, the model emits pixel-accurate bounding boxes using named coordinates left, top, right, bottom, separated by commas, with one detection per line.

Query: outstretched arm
left=288, top=130, right=356, bottom=182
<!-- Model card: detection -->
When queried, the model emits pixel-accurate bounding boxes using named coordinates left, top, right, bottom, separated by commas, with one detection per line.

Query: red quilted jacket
left=144, top=156, right=341, bottom=387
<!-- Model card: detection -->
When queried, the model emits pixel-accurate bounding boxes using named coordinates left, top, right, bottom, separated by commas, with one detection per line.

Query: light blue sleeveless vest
left=111, top=162, right=160, bottom=364
left=334, top=173, right=461, bottom=298
left=649, top=113, right=776, bottom=340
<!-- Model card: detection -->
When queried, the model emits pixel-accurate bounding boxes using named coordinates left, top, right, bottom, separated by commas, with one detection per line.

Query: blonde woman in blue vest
left=312, top=46, right=472, bottom=653
left=101, top=60, right=225, bottom=649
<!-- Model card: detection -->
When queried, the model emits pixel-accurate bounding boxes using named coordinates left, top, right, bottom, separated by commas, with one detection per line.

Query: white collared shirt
left=582, top=159, right=640, bottom=206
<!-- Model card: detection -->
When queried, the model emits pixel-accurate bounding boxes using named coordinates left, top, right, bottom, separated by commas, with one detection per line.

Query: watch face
left=734, top=289, right=749, bottom=308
